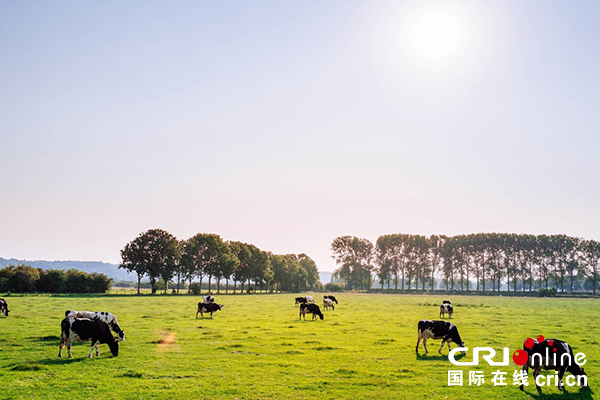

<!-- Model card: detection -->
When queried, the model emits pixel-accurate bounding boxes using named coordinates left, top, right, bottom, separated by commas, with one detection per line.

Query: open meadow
left=0, top=293, right=598, bottom=399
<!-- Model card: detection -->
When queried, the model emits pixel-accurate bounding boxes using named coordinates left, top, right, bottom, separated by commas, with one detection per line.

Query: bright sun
left=409, top=10, right=462, bottom=61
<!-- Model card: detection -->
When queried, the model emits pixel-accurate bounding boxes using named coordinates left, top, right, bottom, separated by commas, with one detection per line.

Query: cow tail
left=60, top=318, right=70, bottom=340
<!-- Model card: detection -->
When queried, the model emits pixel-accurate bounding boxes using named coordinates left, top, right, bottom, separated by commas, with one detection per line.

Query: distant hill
left=319, top=272, right=332, bottom=285
left=0, top=258, right=132, bottom=281
left=1, top=258, right=334, bottom=286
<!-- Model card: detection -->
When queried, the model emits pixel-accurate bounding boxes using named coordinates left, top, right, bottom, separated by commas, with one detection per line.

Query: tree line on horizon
left=0, top=264, right=112, bottom=294
left=331, top=233, right=600, bottom=294
left=119, top=229, right=320, bottom=294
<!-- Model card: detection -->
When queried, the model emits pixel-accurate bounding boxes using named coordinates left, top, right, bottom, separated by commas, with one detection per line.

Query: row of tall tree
left=0, top=264, right=112, bottom=293
left=331, top=233, right=600, bottom=294
left=119, top=229, right=320, bottom=294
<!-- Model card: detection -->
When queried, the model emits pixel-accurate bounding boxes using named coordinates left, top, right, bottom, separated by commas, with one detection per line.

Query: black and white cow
left=324, top=295, right=338, bottom=304
left=439, top=303, right=453, bottom=319
left=323, top=298, right=335, bottom=310
left=59, top=317, right=119, bottom=358
left=196, top=302, right=223, bottom=318
left=519, top=338, right=589, bottom=393
left=299, top=303, right=324, bottom=320
left=65, top=310, right=125, bottom=341
left=0, top=298, right=9, bottom=317
left=295, top=296, right=315, bottom=305
left=203, top=295, right=215, bottom=303
left=295, top=297, right=307, bottom=306
left=442, top=300, right=452, bottom=305
left=416, top=320, right=465, bottom=355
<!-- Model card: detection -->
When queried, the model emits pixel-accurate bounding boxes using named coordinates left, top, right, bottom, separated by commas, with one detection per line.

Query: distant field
left=0, top=293, right=597, bottom=399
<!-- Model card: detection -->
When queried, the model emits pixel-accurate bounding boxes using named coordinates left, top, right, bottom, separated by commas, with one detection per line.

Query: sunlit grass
left=0, top=293, right=597, bottom=399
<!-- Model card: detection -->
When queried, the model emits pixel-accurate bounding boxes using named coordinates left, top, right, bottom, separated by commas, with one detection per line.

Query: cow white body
left=439, top=303, right=453, bottom=318
left=65, top=310, right=125, bottom=341
left=323, top=298, right=334, bottom=310
left=59, top=317, right=119, bottom=358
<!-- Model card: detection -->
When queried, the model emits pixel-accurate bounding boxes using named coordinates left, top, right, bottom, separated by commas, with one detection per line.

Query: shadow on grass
left=7, top=357, right=87, bottom=370
left=522, top=386, right=593, bottom=400
left=415, top=352, right=466, bottom=362
left=31, top=335, right=61, bottom=342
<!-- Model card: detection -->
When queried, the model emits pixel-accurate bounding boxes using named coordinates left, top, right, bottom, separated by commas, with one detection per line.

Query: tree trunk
left=208, top=275, right=212, bottom=294
left=137, top=275, right=141, bottom=295
left=570, top=272, right=574, bottom=294
left=164, top=279, right=168, bottom=294
left=177, top=272, right=181, bottom=294
left=402, top=269, right=405, bottom=291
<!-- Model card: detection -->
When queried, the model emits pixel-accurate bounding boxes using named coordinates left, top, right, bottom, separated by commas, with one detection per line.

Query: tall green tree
left=120, top=228, right=179, bottom=294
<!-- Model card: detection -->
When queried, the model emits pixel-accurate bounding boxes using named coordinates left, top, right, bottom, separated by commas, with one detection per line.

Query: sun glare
left=409, top=10, right=462, bottom=61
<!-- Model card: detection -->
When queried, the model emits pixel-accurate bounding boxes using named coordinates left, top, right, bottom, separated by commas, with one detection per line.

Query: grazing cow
left=59, top=317, right=119, bottom=358
left=519, top=338, right=589, bottom=393
left=196, top=302, right=223, bottom=318
left=0, top=298, right=9, bottom=317
left=416, top=320, right=465, bottom=355
left=65, top=310, right=125, bottom=341
left=305, top=295, right=315, bottom=304
left=299, top=303, right=324, bottom=320
left=203, top=295, right=215, bottom=303
left=295, top=297, right=307, bottom=306
left=324, top=295, right=338, bottom=304
left=439, top=303, right=453, bottom=319
left=323, top=298, right=335, bottom=310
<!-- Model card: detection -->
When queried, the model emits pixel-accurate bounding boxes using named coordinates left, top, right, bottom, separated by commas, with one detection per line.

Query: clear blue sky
left=1, top=1, right=599, bottom=272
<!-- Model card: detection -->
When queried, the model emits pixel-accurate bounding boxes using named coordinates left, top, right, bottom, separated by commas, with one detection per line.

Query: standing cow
left=416, top=320, right=465, bottom=355
left=59, top=317, right=119, bottom=358
left=439, top=303, right=453, bottom=318
left=65, top=310, right=125, bottom=341
left=299, top=303, right=324, bottom=320
left=324, top=295, right=338, bottom=304
left=295, top=297, right=307, bottom=306
left=196, top=302, right=224, bottom=318
left=519, top=338, right=589, bottom=393
left=323, top=298, right=335, bottom=310
left=0, top=298, right=9, bottom=316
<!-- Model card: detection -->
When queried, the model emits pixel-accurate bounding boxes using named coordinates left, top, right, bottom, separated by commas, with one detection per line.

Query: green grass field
left=0, top=293, right=597, bottom=399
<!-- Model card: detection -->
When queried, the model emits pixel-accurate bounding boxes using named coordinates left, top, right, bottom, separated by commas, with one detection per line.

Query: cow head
left=2, top=308, right=8, bottom=317
left=109, top=340, right=119, bottom=357
left=218, top=304, right=224, bottom=311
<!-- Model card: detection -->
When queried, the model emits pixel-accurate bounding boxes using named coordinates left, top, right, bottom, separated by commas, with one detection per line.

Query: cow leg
left=67, top=339, right=73, bottom=359
left=58, top=340, right=64, bottom=357
left=415, top=331, right=422, bottom=353
left=95, top=341, right=100, bottom=356
left=533, top=368, right=542, bottom=393
left=196, top=308, right=199, bottom=319
left=447, top=341, right=452, bottom=352
left=89, top=340, right=99, bottom=358
left=519, top=364, right=528, bottom=391
left=423, top=337, right=429, bottom=354
left=438, top=340, right=450, bottom=355
left=557, top=368, right=566, bottom=391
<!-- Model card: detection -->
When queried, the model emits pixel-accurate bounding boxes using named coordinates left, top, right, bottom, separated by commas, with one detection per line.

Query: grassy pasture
left=0, top=293, right=598, bottom=400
